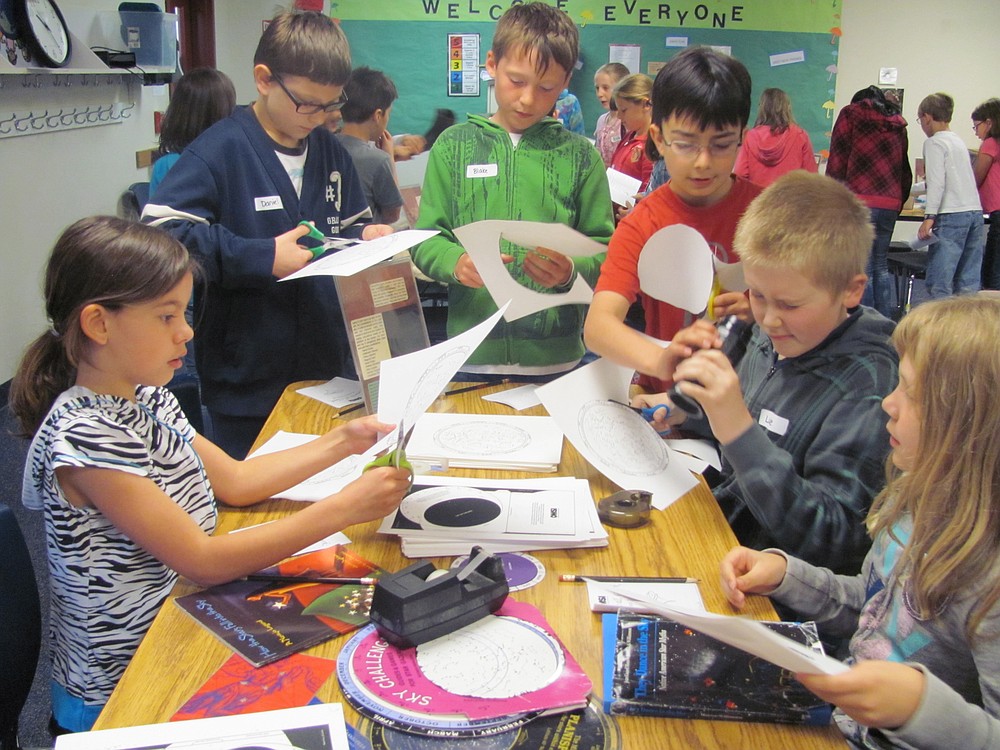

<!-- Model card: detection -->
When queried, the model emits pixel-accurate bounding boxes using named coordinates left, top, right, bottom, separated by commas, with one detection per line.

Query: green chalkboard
left=343, top=20, right=839, bottom=153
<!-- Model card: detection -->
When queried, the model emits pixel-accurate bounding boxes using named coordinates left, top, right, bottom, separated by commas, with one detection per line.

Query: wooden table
left=94, top=381, right=845, bottom=749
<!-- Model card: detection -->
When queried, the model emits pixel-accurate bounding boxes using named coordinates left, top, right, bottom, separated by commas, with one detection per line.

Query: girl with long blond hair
left=721, top=295, right=1000, bottom=748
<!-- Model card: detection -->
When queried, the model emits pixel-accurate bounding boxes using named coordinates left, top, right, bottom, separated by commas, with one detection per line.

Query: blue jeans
left=925, top=210, right=984, bottom=299
left=862, top=208, right=897, bottom=317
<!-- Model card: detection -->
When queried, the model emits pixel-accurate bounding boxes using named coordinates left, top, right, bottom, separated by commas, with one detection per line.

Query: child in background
left=609, top=73, right=655, bottom=193
left=972, top=97, right=1000, bottom=290
left=10, top=217, right=411, bottom=732
left=826, top=86, right=912, bottom=319
left=149, top=68, right=236, bottom=196
left=412, top=2, right=614, bottom=379
left=553, top=87, right=585, bottom=134
left=585, top=47, right=762, bottom=393
left=636, top=173, right=897, bottom=575
left=721, top=295, right=1000, bottom=749
left=916, top=92, right=983, bottom=298
left=335, top=67, right=404, bottom=225
left=144, top=11, right=393, bottom=459
left=734, top=88, right=816, bottom=188
left=593, top=61, right=629, bottom=166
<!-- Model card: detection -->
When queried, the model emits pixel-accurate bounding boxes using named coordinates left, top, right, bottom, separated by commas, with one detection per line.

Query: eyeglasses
left=973, top=120, right=985, bottom=131
left=660, top=138, right=741, bottom=161
left=272, top=75, right=348, bottom=115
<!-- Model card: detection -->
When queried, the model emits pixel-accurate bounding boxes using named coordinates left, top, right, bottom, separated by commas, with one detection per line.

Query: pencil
left=559, top=574, right=699, bottom=584
left=443, top=378, right=510, bottom=397
left=335, top=402, right=364, bottom=417
left=245, top=575, right=377, bottom=586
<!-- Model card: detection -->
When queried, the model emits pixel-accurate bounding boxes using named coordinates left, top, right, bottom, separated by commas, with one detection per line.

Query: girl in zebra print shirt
left=10, top=217, right=412, bottom=732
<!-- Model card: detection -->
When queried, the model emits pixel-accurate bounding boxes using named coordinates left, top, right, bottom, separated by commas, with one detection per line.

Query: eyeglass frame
left=658, top=136, right=742, bottom=161
left=272, top=74, right=348, bottom=115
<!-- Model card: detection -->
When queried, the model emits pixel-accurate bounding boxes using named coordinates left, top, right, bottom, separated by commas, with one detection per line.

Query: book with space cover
left=175, top=545, right=382, bottom=666
left=602, top=612, right=833, bottom=725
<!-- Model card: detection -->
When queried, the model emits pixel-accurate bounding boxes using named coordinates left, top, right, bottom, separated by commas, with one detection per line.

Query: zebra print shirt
left=22, top=385, right=217, bottom=708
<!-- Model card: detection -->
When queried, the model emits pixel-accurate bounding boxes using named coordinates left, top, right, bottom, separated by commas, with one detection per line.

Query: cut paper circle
left=637, top=224, right=714, bottom=313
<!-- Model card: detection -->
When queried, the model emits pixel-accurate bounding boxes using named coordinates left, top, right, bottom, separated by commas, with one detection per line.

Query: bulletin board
left=338, top=1, right=843, bottom=154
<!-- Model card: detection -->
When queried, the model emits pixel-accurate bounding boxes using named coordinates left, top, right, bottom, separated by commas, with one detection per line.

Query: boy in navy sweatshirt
left=145, top=11, right=392, bottom=457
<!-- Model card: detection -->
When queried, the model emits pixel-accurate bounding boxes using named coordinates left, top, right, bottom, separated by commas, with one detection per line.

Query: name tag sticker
left=254, top=195, right=283, bottom=211
left=758, top=409, right=789, bottom=436
left=466, top=164, right=498, bottom=179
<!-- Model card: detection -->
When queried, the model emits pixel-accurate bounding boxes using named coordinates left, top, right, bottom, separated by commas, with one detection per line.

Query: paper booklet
left=377, top=475, right=608, bottom=558
left=404, top=412, right=564, bottom=472
left=174, top=545, right=382, bottom=667
left=54, top=703, right=349, bottom=749
left=603, top=612, right=834, bottom=725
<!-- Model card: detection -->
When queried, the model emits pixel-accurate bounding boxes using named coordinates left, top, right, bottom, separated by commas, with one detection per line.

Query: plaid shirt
left=827, top=100, right=913, bottom=211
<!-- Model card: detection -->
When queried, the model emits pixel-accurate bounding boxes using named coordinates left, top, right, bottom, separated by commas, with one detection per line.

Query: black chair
left=887, top=247, right=929, bottom=317
left=0, top=506, right=42, bottom=750
left=118, top=181, right=150, bottom=222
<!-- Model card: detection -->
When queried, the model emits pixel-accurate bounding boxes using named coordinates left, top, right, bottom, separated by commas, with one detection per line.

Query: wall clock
left=11, top=0, right=72, bottom=67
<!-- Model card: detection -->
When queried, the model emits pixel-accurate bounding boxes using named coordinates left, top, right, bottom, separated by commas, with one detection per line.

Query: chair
left=118, top=181, right=150, bottom=222
left=886, top=246, right=929, bottom=317
left=0, top=506, right=43, bottom=750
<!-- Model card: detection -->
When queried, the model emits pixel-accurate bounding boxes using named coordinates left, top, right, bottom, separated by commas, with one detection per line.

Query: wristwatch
left=924, top=214, right=937, bottom=222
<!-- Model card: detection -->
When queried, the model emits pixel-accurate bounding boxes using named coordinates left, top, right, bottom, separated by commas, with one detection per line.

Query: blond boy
left=412, top=2, right=614, bottom=378
left=639, top=172, right=898, bottom=574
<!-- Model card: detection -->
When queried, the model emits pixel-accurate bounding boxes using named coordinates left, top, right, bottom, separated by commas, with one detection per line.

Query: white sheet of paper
left=246, top=430, right=382, bottom=502
left=280, top=229, right=438, bottom=280
left=585, top=580, right=705, bottom=614
left=607, top=587, right=848, bottom=676
left=295, top=377, right=363, bottom=408
left=405, top=412, right=563, bottom=470
left=55, top=704, right=350, bottom=750
left=454, top=220, right=604, bottom=322
left=536, top=358, right=699, bottom=509
left=483, top=383, right=542, bottom=410
left=606, top=167, right=642, bottom=206
left=376, top=304, right=508, bottom=428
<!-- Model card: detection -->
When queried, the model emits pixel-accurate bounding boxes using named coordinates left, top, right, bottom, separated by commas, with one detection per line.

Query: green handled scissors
left=364, top=421, right=415, bottom=475
left=298, top=220, right=360, bottom=259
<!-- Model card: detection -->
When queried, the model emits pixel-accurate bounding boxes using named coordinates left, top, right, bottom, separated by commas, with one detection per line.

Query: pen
left=336, top=402, right=365, bottom=417
left=559, top=574, right=699, bottom=584
left=245, top=574, right=378, bottom=586
left=443, top=378, right=509, bottom=397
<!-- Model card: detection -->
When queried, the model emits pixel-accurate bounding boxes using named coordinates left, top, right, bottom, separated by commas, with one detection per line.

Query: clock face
left=22, top=0, right=71, bottom=67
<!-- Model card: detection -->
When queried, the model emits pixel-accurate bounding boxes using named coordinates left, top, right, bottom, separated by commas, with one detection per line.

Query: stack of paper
left=378, top=475, right=608, bottom=558
left=404, top=412, right=563, bottom=472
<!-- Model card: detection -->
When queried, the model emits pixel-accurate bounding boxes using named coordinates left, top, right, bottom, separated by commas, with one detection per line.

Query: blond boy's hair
left=734, top=172, right=872, bottom=295
left=492, top=2, right=578, bottom=77
left=918, top=92, right=954, bottom=123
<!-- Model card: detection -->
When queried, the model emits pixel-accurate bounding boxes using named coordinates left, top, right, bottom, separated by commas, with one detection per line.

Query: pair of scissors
left=297, top=220, right=359, bottom=259
left=614, top=400, right=672, bottom=422
left=364, top=421, right=415, bottom=475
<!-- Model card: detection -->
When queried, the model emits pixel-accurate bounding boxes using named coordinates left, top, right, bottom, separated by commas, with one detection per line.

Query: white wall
left=1, top=0, right=997, bottom=383
left=0, top=0, right=168, bottom=384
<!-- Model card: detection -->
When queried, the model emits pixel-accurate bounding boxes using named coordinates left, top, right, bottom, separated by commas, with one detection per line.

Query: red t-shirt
left=595, top=177, right=763, bottom=390
left=610, top=131, right=654, bottom=192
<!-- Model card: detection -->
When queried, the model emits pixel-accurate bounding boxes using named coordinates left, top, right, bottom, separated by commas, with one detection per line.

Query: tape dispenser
left=368, top=546, right=509, bottom=649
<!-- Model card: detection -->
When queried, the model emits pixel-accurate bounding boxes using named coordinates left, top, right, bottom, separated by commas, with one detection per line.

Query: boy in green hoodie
left=411, top=2, right=614, bottom=378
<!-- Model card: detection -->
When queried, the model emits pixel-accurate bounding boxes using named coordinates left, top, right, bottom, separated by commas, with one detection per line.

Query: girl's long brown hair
left=10, top=217, right=193, bottom=436
left=867, top=296, right=1000, bottom=639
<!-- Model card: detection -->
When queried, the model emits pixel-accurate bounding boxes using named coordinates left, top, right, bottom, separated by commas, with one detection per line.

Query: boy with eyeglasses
left=145, top=11, right=392, bottom=458
left=585, top=46, right=762, bottom=392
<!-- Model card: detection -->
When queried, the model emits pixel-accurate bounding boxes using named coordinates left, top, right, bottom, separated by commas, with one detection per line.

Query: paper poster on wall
left=665, top=36, right=688, bottom=47
left=448, top=33, right=480, bottom=97
left=609, top=43, right=640, bottom=73
left=769, top=50, right=805, bottom=67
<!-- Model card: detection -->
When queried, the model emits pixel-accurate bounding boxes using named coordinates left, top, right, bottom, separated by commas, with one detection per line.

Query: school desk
left=92, top=381, right=846, bottom=749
